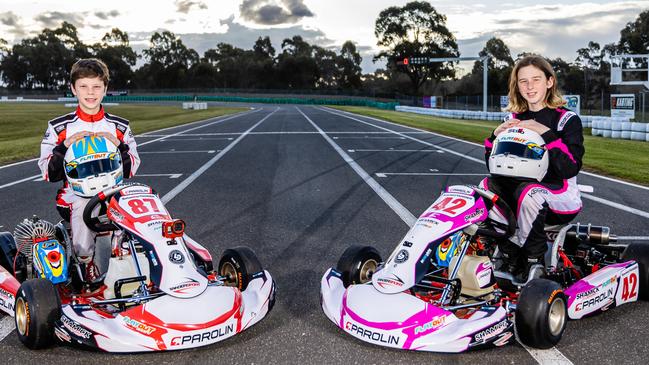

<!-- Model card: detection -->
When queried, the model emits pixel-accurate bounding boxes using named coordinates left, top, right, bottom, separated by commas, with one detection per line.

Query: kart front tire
left=15, top=278, right=61, bottom=349
left=218, top=247, right=263, bottom=291
left=516, top=278, right=567, bottom=349
left=621, top=242, right=649, bottom=300
left=336, top=245, right=382, bottom=288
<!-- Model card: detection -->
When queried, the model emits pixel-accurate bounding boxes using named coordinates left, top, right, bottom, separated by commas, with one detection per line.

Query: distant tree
left=0, top=22, right=88, bottom=89
left=276, top=36, right=318, bottom=89
left=92, top=28, right=136, bottom=89
left=251, top=36, right=277, bottom=88
left=337, top=41, right=363, bottom=89
left=137, top=31, right=199, bottom=88
left=374, top=1, right=459, bottom=94
left=470, top=37, right=514, bottom=95
left=618, top=10, right=649, bottom=54
left=313, top=45, right=339, bottom=88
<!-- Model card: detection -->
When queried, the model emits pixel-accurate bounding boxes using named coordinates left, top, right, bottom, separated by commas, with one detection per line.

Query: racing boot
left=497, top=239, right=524, bottom=277
left=78, top=255, right=101, bottom=284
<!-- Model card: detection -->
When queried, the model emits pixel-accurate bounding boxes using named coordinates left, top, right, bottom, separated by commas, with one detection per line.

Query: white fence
left=182, top=102, right=208, bottom=110
left=394, top=106, right=648, bottom=142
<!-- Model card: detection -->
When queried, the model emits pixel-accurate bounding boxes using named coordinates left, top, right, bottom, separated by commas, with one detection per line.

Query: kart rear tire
left=515, top=278, right=567, bottom=349
left=336, top=245, right=382, bottom=288
left=621, top=242, right=649, bottom=300
left=218, top=247, right=263, bottom=291
left=14, top=278, right=61, bottom=349
left=0, top=232, right=27, bottom=282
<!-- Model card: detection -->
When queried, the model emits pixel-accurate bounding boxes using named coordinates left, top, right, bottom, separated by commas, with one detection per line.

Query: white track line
left=0, top=174, right=41, bottom=190
left=297, top=107, right=417, bottom=224
left=161, top=108, right=277, bottom=203
left=375, top=172, right=488, bottom=177
left=139, top=150, right=217, bottom=154
left=0, top=158, right=38, bottom=170
left=315, top=106, right=574, bottom=365
left=348, top=149, right=442, bottom=153
left=296, top=106, right=416, bottom=226
left=318, top=107, right=649, bottom=220
left=320, top=106, right=649, bottom=192
left=0, top=316, right=14, bottom=340
left=134, top=174, right=182, bottom=179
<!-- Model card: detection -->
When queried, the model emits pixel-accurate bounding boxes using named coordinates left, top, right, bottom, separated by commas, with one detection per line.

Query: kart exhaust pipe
left=565, top=224, right=616, bottom=246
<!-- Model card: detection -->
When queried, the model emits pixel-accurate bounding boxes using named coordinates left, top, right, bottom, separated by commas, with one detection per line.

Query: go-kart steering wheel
left=471, top=186, right=517, bottom=240
left=83, top=184, right=144, bottom=233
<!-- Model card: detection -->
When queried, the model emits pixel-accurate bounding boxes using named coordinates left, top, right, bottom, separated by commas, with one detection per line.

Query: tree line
left=0, top=1, right=647, bottom=104
left=0, top=23, right=363, bottom=91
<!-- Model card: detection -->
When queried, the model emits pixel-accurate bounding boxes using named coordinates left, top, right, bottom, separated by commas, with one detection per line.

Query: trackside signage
left=563, top=95, right=580, bottom=115
left=611, top=94, right=635, bottom=119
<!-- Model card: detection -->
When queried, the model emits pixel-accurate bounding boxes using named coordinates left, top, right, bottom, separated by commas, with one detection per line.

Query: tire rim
left=15, top=297, right=28, bottom=336
left=548, top=297, right=566, bottom=336
left=359, top=259, right=378, bottom=283
left=221, top=262, right=238, bottom=287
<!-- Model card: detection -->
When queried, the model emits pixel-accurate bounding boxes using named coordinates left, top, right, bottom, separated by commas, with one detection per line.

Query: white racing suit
left=38, top=106, right=140, bottom=258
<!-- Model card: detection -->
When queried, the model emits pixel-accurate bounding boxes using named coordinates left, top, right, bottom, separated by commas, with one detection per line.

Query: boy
left=38, top=58, right=140, bottom=282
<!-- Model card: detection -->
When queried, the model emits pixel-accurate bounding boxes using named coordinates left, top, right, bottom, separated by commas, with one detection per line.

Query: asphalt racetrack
left=1, top=105, right=648, bottom=364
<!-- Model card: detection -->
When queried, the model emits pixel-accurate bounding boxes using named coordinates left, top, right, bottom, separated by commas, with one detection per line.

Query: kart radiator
left=13, top=217, right=57, bottom=263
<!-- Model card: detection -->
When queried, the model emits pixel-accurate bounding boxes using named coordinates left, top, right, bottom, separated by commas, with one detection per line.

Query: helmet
left=64, top=136, right=123, bottom=197
left=488, top=127, right=548, bottom=181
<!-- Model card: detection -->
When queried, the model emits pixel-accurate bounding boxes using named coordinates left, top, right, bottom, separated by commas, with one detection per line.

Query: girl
left=483, top=55, right=584, bottom=278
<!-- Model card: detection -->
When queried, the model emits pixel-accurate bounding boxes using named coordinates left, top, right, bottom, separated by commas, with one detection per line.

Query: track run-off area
left=1, top=105, right=648, bottom=364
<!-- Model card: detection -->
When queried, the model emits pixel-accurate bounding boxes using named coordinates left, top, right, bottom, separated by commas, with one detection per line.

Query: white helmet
left=64, top=136, right=123, bottom=197
left=488, top=127, right=548, bottom=181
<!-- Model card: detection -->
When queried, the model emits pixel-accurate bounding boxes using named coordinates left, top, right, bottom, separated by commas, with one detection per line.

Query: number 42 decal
left=621, top=272, right=638, bottom=301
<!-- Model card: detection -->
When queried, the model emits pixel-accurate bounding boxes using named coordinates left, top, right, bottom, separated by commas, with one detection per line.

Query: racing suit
left=38, top=106, right=140, bottom=258
left=482, top=107, right=584, bottom=265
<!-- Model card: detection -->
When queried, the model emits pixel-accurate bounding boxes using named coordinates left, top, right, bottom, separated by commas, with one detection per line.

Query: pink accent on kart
left=564, top=279, right=596, bottom=308
left=545, top=139, right=576, bottom=163
left=484, top=138, right=493, bottom=148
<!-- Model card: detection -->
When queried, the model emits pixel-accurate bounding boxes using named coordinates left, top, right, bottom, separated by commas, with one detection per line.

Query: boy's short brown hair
left=70, top=58, right=110, bottom=86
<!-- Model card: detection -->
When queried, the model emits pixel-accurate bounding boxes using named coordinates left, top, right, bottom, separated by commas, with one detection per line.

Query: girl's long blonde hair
left=505, top=55, right=566, bottom=113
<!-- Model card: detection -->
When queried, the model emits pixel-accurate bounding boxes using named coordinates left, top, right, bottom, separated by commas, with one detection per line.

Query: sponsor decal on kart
left=61, top=315, right=92, bottom=339
left=473, top=319, right=509, bottom=343
left=169, top=278, right=200, bottom=293
left=123, top=316, right=156, bottom=335
left=0, top=287, right=15, bottom=313
left=344, top=321, right=401, bottom=346
left=394, top=250, right=409, bottom=264
left=375, top=277, right=404, bottom=289
left=170, top=323, right=234, bottom=346
left=413, top=315, right=446, bottom=335
left=169, top=250, right=185, bottom=264
left=464, top=208, right=484, bottom=222
left=475, top=262, right=493, bottom=288
left=576, top=288, right=614, bottom=312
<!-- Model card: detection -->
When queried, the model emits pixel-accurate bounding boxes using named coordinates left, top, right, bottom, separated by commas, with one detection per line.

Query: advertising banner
left=611, top=94, right=635, bottom=119
left=563, top=95, right=580, bottom=115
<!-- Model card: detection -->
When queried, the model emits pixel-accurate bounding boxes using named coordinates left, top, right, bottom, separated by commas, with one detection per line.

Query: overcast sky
left=1, top=0, right=648, bottom=73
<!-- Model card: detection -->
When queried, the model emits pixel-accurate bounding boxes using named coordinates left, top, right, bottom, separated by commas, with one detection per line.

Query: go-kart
left=0, top=183, right=275, bottom=352
left=320, top=184, right=649, bottom=352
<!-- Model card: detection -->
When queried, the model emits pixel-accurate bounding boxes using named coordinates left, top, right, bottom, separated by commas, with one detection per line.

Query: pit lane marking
left=0, top=316, right=14, bottom=340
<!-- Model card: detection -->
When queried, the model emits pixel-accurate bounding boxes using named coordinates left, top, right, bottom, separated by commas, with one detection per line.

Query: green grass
left=0, top=103, right=247, bottom=165
left=329, top=106, right=649, bottom=185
